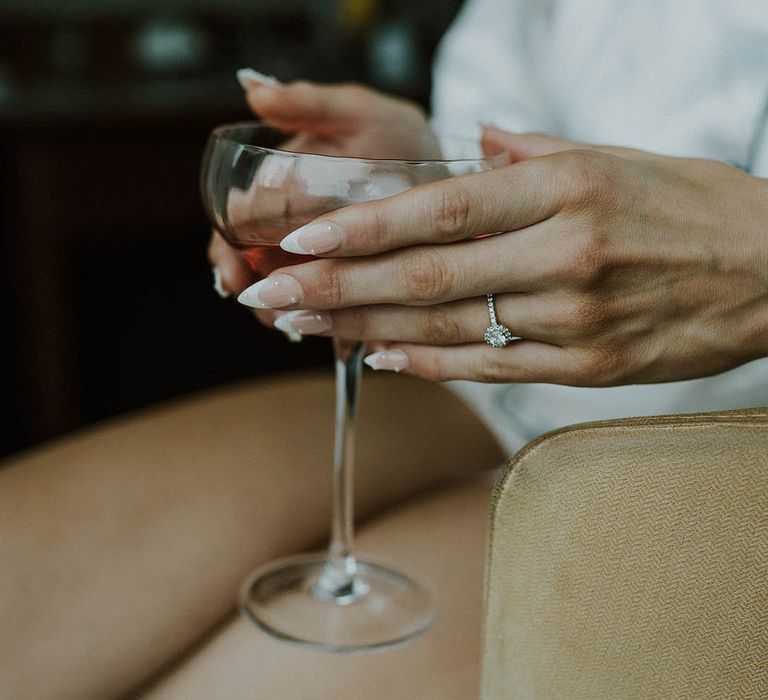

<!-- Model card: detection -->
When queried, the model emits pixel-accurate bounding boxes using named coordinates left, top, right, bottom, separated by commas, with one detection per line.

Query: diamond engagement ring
left=484, top=294, right=514, bottom=348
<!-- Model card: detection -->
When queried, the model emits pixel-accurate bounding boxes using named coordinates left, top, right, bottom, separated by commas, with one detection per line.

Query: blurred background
left=0, top=0, right=464, bottom=459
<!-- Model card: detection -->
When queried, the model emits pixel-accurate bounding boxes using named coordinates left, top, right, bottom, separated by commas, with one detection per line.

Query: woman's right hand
left=208, top=74, right=435, bottom=328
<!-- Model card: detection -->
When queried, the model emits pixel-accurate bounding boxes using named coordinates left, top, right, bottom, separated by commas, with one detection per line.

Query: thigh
left=1, top=373, right=502, bottom=699
left=143, top=474, right=495, bottom=700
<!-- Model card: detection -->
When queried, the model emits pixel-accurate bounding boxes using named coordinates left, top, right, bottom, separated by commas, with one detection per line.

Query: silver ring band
left=484, top=294, right=514, bottom=348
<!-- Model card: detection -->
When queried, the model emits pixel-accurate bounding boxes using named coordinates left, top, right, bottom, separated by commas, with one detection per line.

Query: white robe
left=431, top=0, right=768, bottom=454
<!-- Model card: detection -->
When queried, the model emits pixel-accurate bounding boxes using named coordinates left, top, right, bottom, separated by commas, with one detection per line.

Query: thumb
left=481, top=126, right=651, bottom=163
left=481, top=127, right=585, bottom=162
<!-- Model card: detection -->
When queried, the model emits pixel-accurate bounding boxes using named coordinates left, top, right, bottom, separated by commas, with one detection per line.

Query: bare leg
left=0, top=373, right=503, bottom=699
left=144, top=474, right=494, bottom=700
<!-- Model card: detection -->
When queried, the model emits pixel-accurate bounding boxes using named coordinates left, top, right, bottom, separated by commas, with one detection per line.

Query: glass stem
left=313, top=338, right=366, bottom=602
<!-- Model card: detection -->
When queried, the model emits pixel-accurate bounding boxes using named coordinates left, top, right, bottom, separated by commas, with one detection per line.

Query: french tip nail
left=212, top=267, right=230, bottom=299
left=273, top=314, right=296, bottom=334
left=280, top=222, right=341, bottom=256
left=238, top=275, right=302, bottom=309
left=283, top=327, right=303, bottom=343
left=237, top=288, right=262, bottom=308
left=274, top=315, right=304, bottom=343
left=279, top=234, right=305, bottom=255
left=363, top=350, right=409, bottom=372
left=236, top=68, right=281, bottom=90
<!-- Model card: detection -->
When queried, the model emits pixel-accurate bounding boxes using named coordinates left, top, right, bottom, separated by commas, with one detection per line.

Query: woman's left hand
left=237, top=129, right=768, bottom=386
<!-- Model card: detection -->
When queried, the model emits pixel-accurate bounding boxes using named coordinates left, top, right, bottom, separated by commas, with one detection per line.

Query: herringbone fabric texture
left=482, top=409, right=768, bottom=699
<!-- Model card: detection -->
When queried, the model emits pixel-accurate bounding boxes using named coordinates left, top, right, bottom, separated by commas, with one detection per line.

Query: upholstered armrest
left=482, top=408, right=768, bottom=699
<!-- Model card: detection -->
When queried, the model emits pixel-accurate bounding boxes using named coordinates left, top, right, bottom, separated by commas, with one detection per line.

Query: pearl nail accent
left=237, top=274, right=303, bottom=309
left=280, top=222, right=342, bottom=255
left=363, top=350, right=409, bottom=373
left=274, top=310, right=333, bottom=336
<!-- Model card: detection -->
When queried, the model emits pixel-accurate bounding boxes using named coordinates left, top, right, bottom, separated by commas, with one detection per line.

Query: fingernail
left=238, top=274, right=303, bottom=309
left=273, top=315, right=303, bottom=343
left=280, top=222, right=342, bottom=255
left=363, top=350, right=409, bottom=373
left=274, top=310, right=333, bottom=337
left=212, top=267, right=230, bottom=299
left=236, top=68, right=281, bottom=90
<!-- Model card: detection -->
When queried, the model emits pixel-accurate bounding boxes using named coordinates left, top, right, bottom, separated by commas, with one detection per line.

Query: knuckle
left=422, top=353, right=449, bottom=382
left=475, top=358, right=509, bottom=383
left=432, top=185, right=472, bottom=240
left=570, top=350, right=602, bottom=385
left=401, top=250, right=453, bottom=302
left=562, top=297, right=606, bottom=337
left=600, top=346, right=629, bottom=384
left=572, top=346, right=625, bottom=386
left=314, top=262, right=346, bottom=308
left=423, top=306, right=463, bottom=344
left=366, top=204, right=391, bottom=251
left=550, top=227, right=609, bottom=288
left=409, top=348, right=449, bottom=382
left=557, top=150, right=621, bottom=210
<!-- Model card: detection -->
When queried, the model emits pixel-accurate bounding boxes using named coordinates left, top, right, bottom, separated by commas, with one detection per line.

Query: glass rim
left=210, top=120, right=510, bottom=167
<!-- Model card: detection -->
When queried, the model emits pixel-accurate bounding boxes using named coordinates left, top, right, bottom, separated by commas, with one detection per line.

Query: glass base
left=239, top=552, right=437, bottom=652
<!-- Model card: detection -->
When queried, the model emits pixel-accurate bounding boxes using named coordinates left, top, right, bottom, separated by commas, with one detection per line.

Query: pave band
left=484, top=294, right=514, bottom=348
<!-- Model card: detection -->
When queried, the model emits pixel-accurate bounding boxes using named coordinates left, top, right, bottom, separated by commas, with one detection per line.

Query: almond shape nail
left=238, top=274, right=303, bottom=309
left=274, top=310, right=332, bottom=336
left=274, top=318, right=303, bottom=343
left=363, top=350, right=409, bottom=372
left=280, top=222, right=342, bottom=255
left=236, top=68, right=281, bottom=90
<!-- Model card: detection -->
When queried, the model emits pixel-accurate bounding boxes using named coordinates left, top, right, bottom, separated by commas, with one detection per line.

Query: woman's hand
left=208, top=74, right=436, bottom=333
left=236, top=129, right=768, bottom=386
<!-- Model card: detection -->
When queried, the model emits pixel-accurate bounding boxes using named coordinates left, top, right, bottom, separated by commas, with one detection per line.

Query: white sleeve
left=430, top=0, right=558, bottom=137
left=750, top=102, right=768, bottom=178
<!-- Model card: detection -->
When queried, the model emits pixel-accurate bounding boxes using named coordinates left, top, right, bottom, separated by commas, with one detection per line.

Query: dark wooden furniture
left=0, top=88, right=330, bottom=457
left=0, top=1, right=461, bottom=458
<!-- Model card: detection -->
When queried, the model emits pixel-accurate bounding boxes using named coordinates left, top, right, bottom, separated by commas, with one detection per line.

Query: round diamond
left=484, top=324, right=513, bottom=348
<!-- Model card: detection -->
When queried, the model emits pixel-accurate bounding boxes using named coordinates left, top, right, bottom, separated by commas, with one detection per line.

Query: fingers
left=481, top=128, right=585, bottom=162
left=237, top=225, right=571, bottom=311
left=363, top=341, right=590, bottom=384
left=239, top=72, right=429, bottom=144
left=240, top=77, right=377, bottom=137
left=208, top=231, right=253, bottom=295
left=277, top=158, right=565, bottom=257
left=208, top=230, right=285, bottom=332
left=272, top=292, right=579, bottom=346
left=481, top=126, right=655, bottom=163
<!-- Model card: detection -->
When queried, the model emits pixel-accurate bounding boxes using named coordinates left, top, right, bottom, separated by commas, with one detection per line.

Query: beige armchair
left=482, top=408, right=768, bottom=699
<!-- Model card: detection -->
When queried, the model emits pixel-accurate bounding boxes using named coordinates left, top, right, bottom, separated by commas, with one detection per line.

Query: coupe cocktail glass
left=201, top=122, right=506, bottom=651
